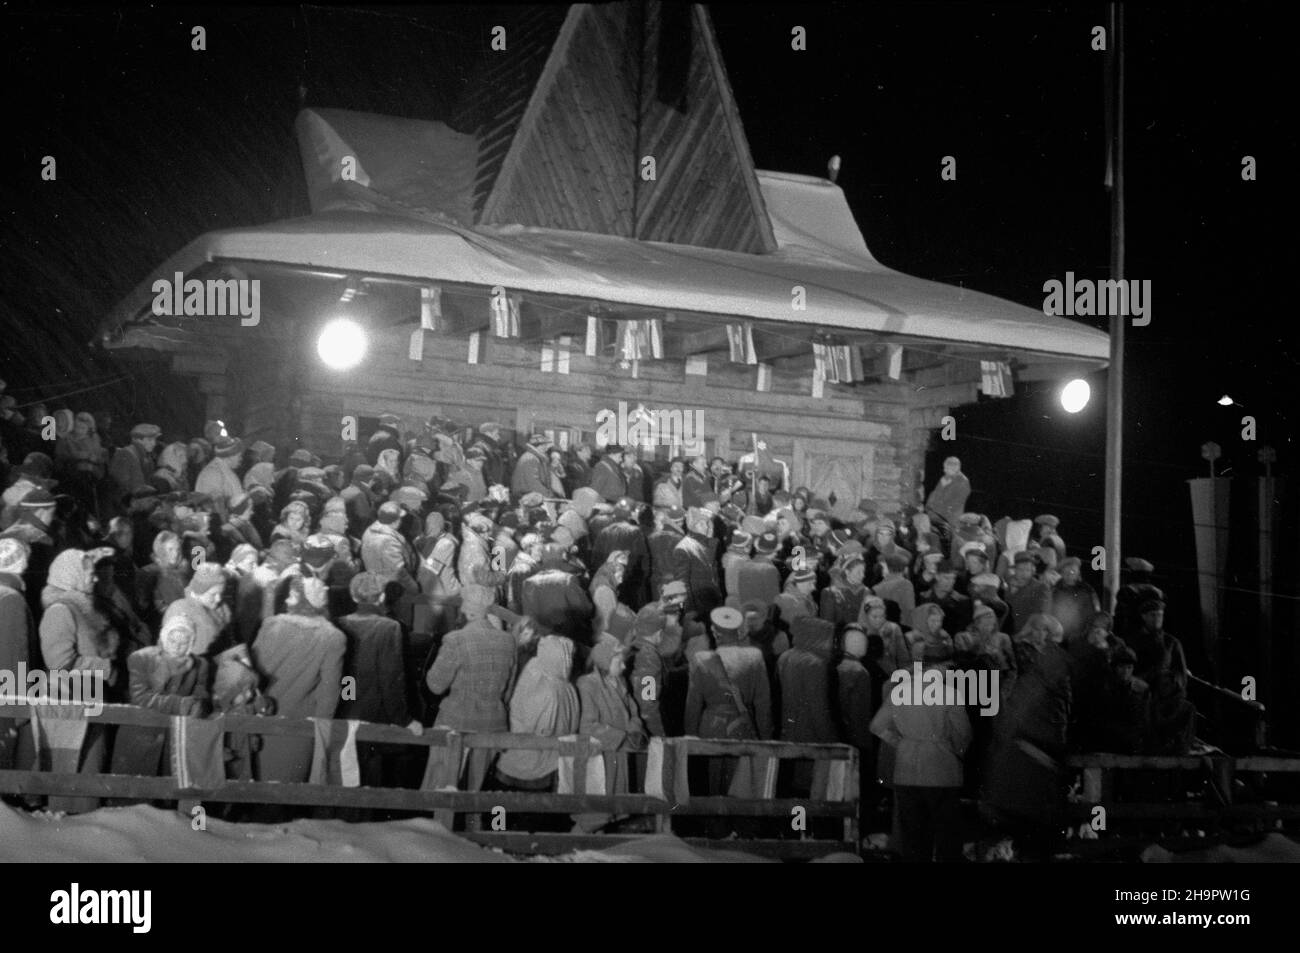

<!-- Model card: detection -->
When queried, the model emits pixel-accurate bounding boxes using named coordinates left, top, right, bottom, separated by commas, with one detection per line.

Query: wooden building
left=99, top=1, right=1107, bottom=515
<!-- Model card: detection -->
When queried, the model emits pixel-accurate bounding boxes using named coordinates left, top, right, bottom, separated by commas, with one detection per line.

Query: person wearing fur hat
left=0, top=539, right=36, bottom=771
left=775, top=566, right=818, bottom=624
left=1006, top=551, right=1052, bottom=634
left=424, top=582, right=519, bottom=791
left=192, top=434, right=245, bottom=517
left=39, top=547, right=121, bottom=812
left=150, top=441, right=191, bottom=496
left=161, top=562, right=233, bottom=657
left=735, top=530, right=782, bottom=613
left=272, top=500, right=311, bottom=548
left=365, top=414, right=404, bottom=467
left=919, top=559, right=972, bottom=636
left=215, top=492, right=263, bottom=561
left=873, top=551, right=916, bottom=622
left=111, top=615, right=213, bottom=783
left=954, top=604, right=1017, bottom=686
left=1051, top=556, right=1100, bottom=644
left=1034, top=514, right=1067, bottom=558
left=672, top=506, right=723, bottom=624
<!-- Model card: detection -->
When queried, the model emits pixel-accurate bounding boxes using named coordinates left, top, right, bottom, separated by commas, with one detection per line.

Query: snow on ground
left=0, top=804, right=859, bottom=863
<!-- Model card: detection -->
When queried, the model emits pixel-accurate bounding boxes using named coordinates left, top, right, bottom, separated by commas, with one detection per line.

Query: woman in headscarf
left=151, top=441, right=190, bottom=494
left=56, top=412, right=107, bottom=516
left=819, top=552, right=868, bottom=628
left=135, top=529, right=189, bottom=633
left=38, top=547, right=121, bottom=812
left=494, top=635, right=579, bottom=792
left=271, top=500, right=310, bottom=547
left=905, top=603, right=953, bottom=663
left=858, top=594, right=912, bottom=675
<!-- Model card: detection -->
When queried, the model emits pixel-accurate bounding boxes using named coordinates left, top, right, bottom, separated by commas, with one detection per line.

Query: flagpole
left=1102, top=1, right=1125, bottom=609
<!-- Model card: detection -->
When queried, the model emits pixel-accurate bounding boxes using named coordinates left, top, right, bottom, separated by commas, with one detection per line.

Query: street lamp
left=317, top=318, right=367, bottom=370
left=1060, top=378, right=1091, bottom=414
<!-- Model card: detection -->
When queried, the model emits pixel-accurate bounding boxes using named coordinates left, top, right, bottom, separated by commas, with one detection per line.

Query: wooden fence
left=0, top=702, right=860, bottom=860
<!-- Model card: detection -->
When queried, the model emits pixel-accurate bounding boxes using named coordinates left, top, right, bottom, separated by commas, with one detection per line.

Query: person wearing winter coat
left=110, top=615, right=212, bottom=781
left=685, top=607, right=772, bottom=796
left=653, top=460, right=685, bottom=511
left=1094, top=644, right=1152, bottom=754
left=0, top=539, right=36, bottom=771
left=1004, top=552, right=1053, bottom=633
left=361, top=502, right=418, bottom=593
left=135, top=530, right=189, bottom=634
left=511, top=436, right=556, bottom=501
left=161, top=562, right=232, bottom=657
left=571, top=638, right=645, bottom=832
left=1051, top=557, right=1101, bottom=644
left=924, top=456, right=971, bottom=539
left=836, top=625, right=876, bottom=824
left=194, top=437, right=245, bottom=519
left=365, top=415, right=403, bottom=467
left=870, top=643, right=972, bottom=862
left=520, top=545, right=594, bottom=642
left=820, top=552, right=869, bottom=628
left=494, top=635, right=579, bottom=790
left=250, top=575, right=346, bottom=787
left=39, top=547, right=122, bottom=812
left=778, top=616, right=840, bottom=796
left=414, top=511, right=461, bottom=637
left=627, top=605, right=680, bottom=738
left=873, top=551, right=916, bottom=621
left=672, top=508, right=722, bottom=622
left=588, top=446, right=628, bottom=503
left=424, top=583, right=518, bottom=789
left=590, top=500, right=650, bottom=605
left=107, top=423, right=160, bottom=514
left=1128, top=598, right=1196, bottom=755
left=905, top=603, right=954, bottom=663
left=858, top=595, right=912, bottom=676
left=456, top=512, right=495, bottom=587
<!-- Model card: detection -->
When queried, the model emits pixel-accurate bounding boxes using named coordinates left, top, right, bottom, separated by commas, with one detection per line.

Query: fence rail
left=0, top=702, right=860, bottom=859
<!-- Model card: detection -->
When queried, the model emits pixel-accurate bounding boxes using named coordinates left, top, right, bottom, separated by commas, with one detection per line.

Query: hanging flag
left=812, top=343, right=830, bottom=382
left=468, top=331, right=485, bottom=364
left=756, top=362, right=772, bottom=392
left=980, top=360, right=1014, bottom=397
left=490, top=290, right=521, bottom=338
left=618, top=319, right=663, bottom=362
left=886, top=344, right=904, bottom=380
left=408, top=329, right=426, bottom=362
left=420, top=286, right=442, bottom=332
left=585, top=316, right=600, bottom=356
left=685, top=354, right=709, bottom=376
left=811, top=368, right=825, bottom=398
left=540, top=341, right=555, bottom=373
left=557, top=334, right=572, bottom=375
left=727, top=323, right=757, bottom=364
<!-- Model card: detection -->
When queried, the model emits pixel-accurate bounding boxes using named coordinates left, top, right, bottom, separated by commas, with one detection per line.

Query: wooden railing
left=0, top=702, right=860, bottom=860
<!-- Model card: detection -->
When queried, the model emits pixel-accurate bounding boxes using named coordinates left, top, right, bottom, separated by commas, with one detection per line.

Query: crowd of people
left=0, top=390, right=1199, bottom=858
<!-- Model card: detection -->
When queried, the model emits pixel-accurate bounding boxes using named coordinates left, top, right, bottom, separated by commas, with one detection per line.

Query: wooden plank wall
left=294, top=324, right=921, bottom=509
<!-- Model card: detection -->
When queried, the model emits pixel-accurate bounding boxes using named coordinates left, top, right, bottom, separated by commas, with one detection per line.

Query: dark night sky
left=1, top=3, right=1295, bottom=674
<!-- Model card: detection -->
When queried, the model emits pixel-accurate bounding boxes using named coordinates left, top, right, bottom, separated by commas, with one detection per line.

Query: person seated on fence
left=251, top=574, right=346, bottom=788
left=422, top=583, right=518, bottom=792
left=111, top=615, right=213, bottom=781
left=493, top=634, right=579, bottom=794
left=1128, top=597, right=1196, bottom=755
left=870, top=643, right=971, bottom=862
left=571, top=638, right=645, bottom=833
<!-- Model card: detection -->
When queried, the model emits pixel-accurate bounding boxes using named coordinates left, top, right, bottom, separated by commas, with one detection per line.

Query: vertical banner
left=540, top=341, right=555, bottom=373
left=557, top=334, right=572, bottom=375
left=408, top=329, right=426, bottom=362
left=1187, top=477, right=1231, bottom=676
left=467, top=331, right=484, bottom=365
left=420, top=286, right=442, bottom=331
left=756, top=362, right=772, bottom=392
left=585, top=316, right=600, bottom=356
left=886, top=344, right=904, bottom=380
left=490, top=290, right=521, bottom=338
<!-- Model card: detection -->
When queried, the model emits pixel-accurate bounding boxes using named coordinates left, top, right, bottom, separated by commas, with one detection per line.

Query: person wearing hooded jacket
left=494, top=635, right=579, bottom=791
left=778, top=615, right=841, bottom=797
